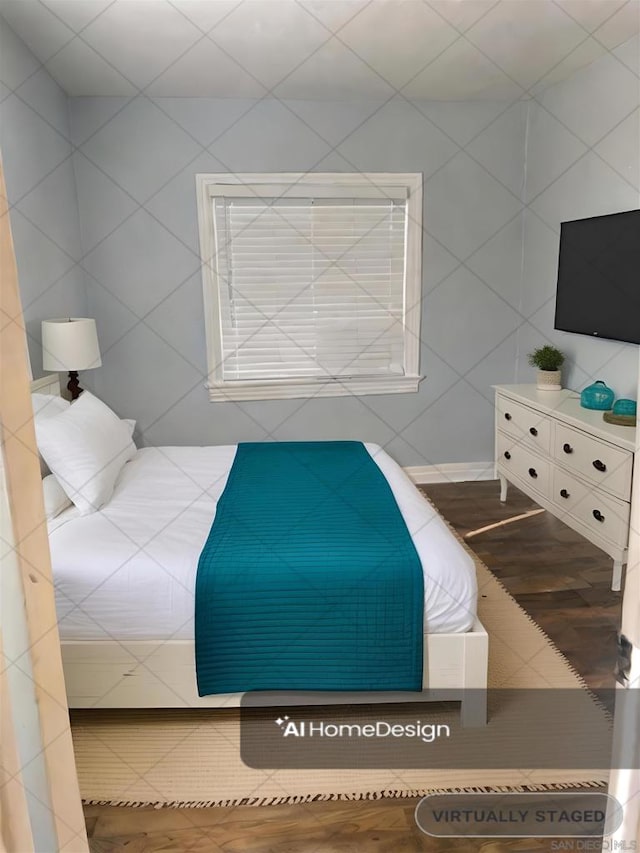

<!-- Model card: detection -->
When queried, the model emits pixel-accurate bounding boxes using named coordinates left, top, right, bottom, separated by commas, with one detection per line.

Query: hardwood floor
left=83, top=480, right=621, bottom=852
left=425, top=480, right=621, bottom=695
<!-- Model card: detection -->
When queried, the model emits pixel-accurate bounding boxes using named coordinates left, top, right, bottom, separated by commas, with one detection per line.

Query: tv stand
left=494, top=385, right=635, bottom=591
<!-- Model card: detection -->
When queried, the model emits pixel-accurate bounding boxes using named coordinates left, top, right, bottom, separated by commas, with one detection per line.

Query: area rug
left=71, top=518, right=611, bottom=808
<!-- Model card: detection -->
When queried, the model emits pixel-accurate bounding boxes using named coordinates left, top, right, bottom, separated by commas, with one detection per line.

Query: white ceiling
left=1, top=0, right=638, bottom=100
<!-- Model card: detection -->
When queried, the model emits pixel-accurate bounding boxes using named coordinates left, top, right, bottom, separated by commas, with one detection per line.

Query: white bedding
left=50, top=443, right=477, bottom=641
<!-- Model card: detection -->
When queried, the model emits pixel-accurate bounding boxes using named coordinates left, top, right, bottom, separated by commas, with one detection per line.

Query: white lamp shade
left=42, top=318, right=102, bottom=372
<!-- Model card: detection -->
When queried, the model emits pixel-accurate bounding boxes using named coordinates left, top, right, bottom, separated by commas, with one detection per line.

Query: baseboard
left=404, top=461, right=495, bottom=485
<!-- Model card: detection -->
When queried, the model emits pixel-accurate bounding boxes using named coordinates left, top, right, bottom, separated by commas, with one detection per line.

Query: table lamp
left=42, top=318, right=102, bottom=400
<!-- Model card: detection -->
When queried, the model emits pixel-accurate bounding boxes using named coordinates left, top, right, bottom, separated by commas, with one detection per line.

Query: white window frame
left=196, top=172, right=423, bottom=402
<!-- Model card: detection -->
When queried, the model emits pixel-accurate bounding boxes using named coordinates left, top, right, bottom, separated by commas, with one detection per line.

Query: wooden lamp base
left=67, top=371, right=83, bottom=400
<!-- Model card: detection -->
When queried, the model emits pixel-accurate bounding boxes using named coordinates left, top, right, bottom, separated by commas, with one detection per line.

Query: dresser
left=494, top=385, right=636, bottom=591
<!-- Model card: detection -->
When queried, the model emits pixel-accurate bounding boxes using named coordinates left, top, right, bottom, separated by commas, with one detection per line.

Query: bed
left=32, top=375, right=488, bottom=724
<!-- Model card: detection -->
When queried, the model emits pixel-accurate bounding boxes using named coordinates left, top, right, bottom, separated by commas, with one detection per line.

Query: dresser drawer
left=553, top=423, right=633, bottom=500
left=552, top=468, right=630, bottom=549
left=497, top=431, right=551, bottom=498
left=496, top=395, right=551, bottom=454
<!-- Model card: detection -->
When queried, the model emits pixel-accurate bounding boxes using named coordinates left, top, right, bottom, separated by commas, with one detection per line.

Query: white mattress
left=50, top=444, right=477, bottom=641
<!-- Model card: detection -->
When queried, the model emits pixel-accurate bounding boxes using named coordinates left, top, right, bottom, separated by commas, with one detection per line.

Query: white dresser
left=494, top=384, right=636, bottom=591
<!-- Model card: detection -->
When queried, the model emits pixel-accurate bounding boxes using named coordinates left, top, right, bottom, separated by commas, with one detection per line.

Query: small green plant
left=528, top=345, right=565, bottom=372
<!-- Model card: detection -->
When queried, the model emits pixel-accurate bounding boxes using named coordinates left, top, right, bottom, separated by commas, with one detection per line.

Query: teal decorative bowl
left=613, top=398, right=637, bottom=416
left=580, top=380, right=615, bottom=410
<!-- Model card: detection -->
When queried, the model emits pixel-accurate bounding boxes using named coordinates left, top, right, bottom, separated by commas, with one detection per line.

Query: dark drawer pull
left=593, top=509, right=605, bottom=522
left=528, top=467, right=538, bottom=479
left=593, top=459, right=607, bottom=472
left=560, top=489, right=570, bottom=499
left=529, top=427, right=538, bottom=436
left=504, top=451, right=511, bottom=460
left=504, top=412, right=512, bottom=421
left=563, top=443, right=573, bottom=454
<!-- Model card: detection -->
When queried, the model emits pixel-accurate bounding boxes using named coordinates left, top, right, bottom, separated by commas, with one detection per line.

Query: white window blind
left=212, top=196, right=407, bottom=382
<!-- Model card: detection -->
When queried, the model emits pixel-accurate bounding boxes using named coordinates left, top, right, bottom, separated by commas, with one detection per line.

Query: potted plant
left=528, top=345, right=564, bottom=390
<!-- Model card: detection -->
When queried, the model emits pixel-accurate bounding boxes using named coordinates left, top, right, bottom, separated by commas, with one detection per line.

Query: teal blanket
left=195, top=441, right=423, bottom=695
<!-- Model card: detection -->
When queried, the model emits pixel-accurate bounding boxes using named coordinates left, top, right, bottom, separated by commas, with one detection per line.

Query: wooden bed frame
left=32, top=375, right=489, bottom=725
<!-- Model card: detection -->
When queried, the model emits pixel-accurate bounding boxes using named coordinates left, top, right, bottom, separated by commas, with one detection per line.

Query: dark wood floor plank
left=84, top=479, right=620, bottom=852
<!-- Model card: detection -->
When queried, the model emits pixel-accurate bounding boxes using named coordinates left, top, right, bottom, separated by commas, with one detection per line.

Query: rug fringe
left=82, top=779, right=608, bottom=810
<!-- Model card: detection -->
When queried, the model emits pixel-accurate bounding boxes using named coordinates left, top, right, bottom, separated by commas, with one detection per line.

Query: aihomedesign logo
left=274, top=715, right=451, bottom=744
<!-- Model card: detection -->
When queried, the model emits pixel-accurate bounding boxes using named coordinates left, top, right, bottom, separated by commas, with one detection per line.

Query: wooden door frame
left=0, top=632, right=35, bottom=853
left=0, top=159, right=88, bottom=851
left=606, top=347, right=640, bottom=843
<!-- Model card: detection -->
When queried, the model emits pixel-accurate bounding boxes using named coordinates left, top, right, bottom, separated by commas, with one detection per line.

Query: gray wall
left=4, top=13, right=637, bottom=466
left=517, top=35, right=640, bottom=398
left=0, top=16, right=87, bottom=377
left=69, top=94, right=527, bottom=465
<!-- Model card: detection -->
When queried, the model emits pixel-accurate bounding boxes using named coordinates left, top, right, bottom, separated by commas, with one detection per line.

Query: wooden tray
left=603, top=411, right=636, bottom=427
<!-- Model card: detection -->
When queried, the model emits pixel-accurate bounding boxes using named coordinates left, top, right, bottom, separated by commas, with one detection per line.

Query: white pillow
left=31, top=393, right=70, bottom=476
left=42, top=474, right=73, bottom=520
left=123, top=418, right=136, bottom=440
left=32, top=392, right=69, bottom=419
left=36, top=391, right=136, bottom=516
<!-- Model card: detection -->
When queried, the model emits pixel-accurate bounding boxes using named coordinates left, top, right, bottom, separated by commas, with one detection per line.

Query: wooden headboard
left=30, top=374, right=61, bottom=396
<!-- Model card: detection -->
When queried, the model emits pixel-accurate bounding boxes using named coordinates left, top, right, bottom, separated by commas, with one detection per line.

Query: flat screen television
left=554, top=208, right=640, bottom=345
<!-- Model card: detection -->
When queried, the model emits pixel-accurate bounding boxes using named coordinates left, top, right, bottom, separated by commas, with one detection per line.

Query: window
left=196, top=173, right=423, bottom=401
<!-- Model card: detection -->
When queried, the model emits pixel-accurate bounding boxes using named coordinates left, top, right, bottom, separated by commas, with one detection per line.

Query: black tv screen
left=554, top=209, right=640, bottom=345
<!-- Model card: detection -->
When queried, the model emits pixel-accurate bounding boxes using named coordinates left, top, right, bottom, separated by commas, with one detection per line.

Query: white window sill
left=207, top=375, right=423, bottom=402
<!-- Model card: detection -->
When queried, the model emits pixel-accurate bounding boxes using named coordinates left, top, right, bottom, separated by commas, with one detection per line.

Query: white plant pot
left=537, top=369, right=561, bottom=391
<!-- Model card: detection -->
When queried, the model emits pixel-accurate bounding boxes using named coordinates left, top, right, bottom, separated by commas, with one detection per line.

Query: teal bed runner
left=195, top=441, right=423, bottom=695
